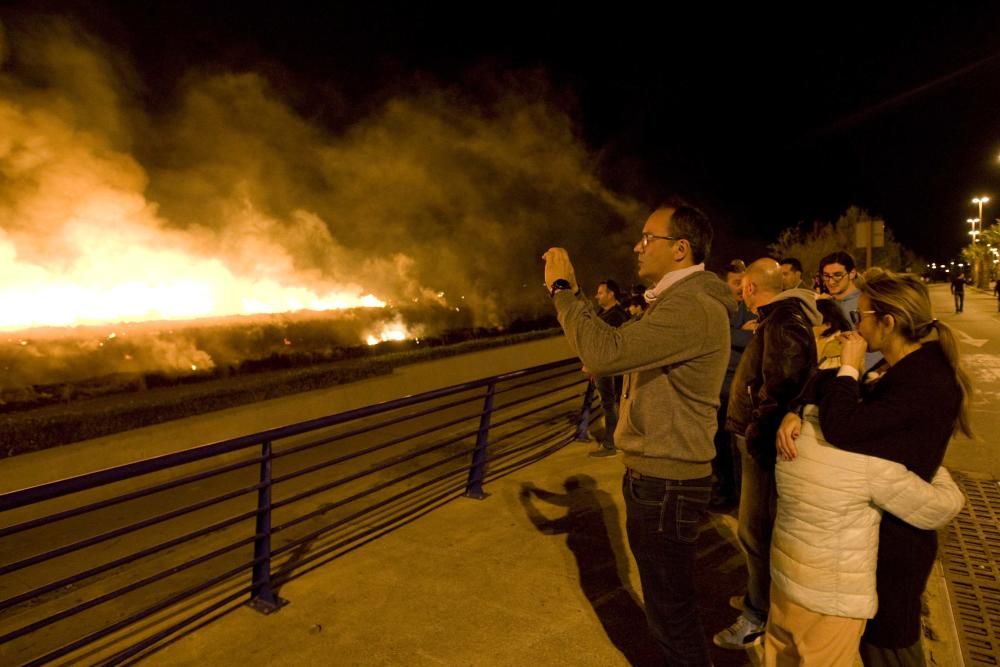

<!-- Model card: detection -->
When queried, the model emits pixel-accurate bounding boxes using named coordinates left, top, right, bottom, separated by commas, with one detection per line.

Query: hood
left=772, top=288, right=823, bottom=326
left=672, top=270, right=738, bottom=318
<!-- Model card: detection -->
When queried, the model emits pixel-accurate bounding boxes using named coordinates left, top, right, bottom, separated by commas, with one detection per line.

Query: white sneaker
left=712, top=614, right=765, bottom=650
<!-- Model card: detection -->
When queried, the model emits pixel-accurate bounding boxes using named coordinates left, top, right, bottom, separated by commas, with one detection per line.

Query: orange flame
left=0, top=217, right=387, bottom=332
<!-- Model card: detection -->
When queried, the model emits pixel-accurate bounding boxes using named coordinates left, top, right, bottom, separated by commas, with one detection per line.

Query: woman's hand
left=839, top=331, right=868, bottom=373
left=776, top=411, right=801, bottom=461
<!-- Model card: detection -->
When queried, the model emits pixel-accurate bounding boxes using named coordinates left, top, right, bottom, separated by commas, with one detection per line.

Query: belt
left=626, top=469, right=712, bottom=485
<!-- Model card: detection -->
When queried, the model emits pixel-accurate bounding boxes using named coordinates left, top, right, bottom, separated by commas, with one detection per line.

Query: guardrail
left=0, top=357, right=597, bottom=665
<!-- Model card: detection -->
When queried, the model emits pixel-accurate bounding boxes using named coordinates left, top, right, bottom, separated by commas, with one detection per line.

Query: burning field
left=0, top=304, right=475, bottom=408
left=0, top=14, right=640, bottom=430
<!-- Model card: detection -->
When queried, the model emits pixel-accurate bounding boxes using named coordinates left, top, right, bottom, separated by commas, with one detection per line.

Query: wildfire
left=0, top=221, right=388, bottom=332
left=366, top=324, right=410, bottom=346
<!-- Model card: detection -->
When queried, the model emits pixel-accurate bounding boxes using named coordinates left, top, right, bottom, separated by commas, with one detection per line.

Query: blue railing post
left=574, top=381, right=595, bottom=441
left=464, top=381, right=496, bottom=500
left=247, top=440, right=288, bottom=614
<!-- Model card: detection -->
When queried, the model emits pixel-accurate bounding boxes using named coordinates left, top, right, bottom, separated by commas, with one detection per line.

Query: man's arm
left=554, top=290, right=723, bottom=376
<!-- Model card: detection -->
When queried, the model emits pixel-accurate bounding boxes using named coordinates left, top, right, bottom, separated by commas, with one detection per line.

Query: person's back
left=767, top=408, right=965, bottom=665
left=772, top=408, right=963, bottom=618
left=951, top=273, right=966, bottom=313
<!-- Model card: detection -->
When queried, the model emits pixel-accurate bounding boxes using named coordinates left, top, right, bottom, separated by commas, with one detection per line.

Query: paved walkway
left=142, top=437, right=964, bottom=667
left=143, top=440, right=757, bottom=666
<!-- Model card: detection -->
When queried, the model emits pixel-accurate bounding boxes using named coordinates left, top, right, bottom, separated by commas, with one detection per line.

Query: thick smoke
left=0, top=15, right=643, bottom=387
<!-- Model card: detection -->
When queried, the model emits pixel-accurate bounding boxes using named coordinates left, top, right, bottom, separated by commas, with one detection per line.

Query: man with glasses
left=543, top=201, right=735, bottom=666
left=819, top=251, right=882, bottom=371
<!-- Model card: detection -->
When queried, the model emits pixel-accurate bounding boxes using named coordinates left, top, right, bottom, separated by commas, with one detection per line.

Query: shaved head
left=740, top=258, right=784, bottom=312
left=746, top=258, right=784, bottom=294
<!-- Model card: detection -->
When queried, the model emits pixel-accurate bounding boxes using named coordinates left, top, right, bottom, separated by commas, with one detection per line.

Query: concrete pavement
left=139, top=440, right=761, bottom=667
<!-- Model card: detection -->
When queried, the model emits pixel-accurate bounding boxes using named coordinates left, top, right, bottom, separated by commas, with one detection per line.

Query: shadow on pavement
left=520, top=475, right=662, bottom=666
left=520, top=474, right=757, bottom=667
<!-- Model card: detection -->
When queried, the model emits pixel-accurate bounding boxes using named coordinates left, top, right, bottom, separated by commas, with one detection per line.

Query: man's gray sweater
left=554, top=271, right=736, bottom=479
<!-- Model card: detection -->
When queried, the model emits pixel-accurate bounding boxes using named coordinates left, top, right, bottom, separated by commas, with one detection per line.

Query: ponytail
left=933, top=320, right=974, bottom=438
left=858, top=268, right=974, bottom=439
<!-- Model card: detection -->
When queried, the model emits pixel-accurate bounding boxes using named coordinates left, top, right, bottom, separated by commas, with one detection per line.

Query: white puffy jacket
left=770, top=406, right=965, bottom=619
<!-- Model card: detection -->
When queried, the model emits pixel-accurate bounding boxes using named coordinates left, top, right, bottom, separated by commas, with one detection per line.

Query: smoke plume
left=0, top=14, right=643, bottom=386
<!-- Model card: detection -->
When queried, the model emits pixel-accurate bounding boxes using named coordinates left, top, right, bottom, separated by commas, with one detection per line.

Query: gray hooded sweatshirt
left=554, top=270, right=737, bottom=480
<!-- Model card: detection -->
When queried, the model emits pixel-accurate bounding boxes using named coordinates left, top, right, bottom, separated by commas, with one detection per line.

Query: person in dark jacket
left=714, top=258, right=821, bottom=650
left=712, top=259, right=755, bottom=508
left=590, top=279, right=629, bottom=456
left=776, top=268, right=973, bottom=666
left=950, top=272, right=966, bottom=313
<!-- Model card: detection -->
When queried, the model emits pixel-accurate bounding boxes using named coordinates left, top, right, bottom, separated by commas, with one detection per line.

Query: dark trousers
left=953, top=292, right=964, bottom=312
left=860, top=639, right=926, bottom=667
left=596, top=375, right=621, bottom=449
left=623, top=471, right=713, bottom=666
left=712, top=392, right=740, bottom=501
left=735, top=435, right=777, bottom=626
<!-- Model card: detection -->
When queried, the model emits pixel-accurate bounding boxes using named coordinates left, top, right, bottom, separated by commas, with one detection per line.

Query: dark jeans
left=596, top=375, right=621, bottom=449
left=954, top=292, right=964, bottom=312
left=735, top=435, right=777, bottom=626
left=623, top=471, right=713, bottom=666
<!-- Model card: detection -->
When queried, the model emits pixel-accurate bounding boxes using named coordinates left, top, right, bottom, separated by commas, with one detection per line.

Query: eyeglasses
left=849, top=310, right=877, bottom=325
left=822, top=272, right=848, bottom=282
left=638, top=232, right=681, bottom=249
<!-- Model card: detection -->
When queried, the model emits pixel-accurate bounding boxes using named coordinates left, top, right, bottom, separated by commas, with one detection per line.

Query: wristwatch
left=549, top=278, right=573, bottom=297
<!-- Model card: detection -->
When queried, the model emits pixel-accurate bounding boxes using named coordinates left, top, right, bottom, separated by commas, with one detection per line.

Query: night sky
left=6, top=1, right=1000, bottom=265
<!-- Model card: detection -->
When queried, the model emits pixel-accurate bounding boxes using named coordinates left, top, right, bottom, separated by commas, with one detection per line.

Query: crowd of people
left=542, top=200, right=971, bottom=667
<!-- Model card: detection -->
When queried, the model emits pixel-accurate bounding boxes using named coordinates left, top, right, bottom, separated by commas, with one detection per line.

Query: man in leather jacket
left=714, top=258, right=821, bottom=650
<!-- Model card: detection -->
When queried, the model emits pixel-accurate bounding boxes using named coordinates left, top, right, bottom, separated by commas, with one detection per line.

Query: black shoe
left=589, top=447, right=617, bottom=458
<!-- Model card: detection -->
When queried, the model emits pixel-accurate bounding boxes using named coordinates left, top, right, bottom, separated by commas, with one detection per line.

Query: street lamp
left=973, top=196, right=990, bottom=228
left=968, top=217, right=981, bottom=242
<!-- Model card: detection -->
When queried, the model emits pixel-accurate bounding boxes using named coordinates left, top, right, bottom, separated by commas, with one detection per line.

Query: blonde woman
left=776, top=268, right=972, bottom=667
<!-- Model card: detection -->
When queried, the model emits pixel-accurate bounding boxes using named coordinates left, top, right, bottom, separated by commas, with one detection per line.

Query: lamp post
left=973, top=196, right=990, bottom=229
left=968, top=217, right=981, bottom=242
left=970, top=196, right=990, bottom=287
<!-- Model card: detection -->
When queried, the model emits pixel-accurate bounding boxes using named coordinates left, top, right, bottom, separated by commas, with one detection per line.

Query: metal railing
left=0, top=357, right=597, bottom=666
